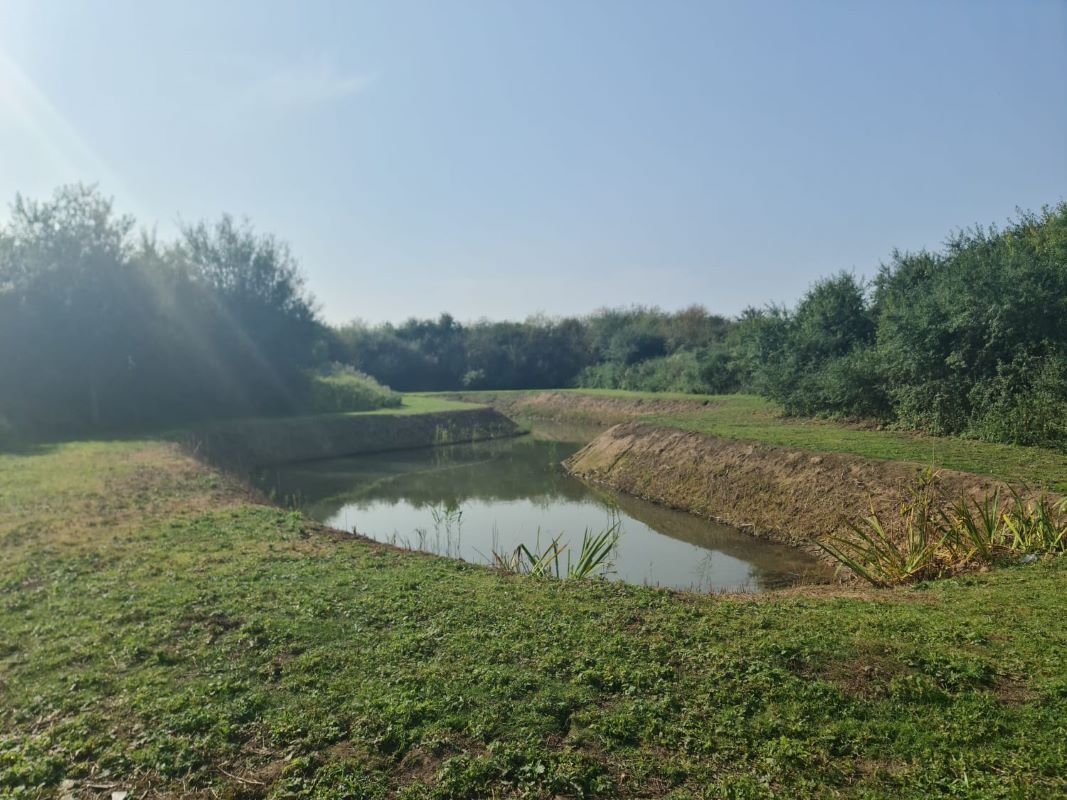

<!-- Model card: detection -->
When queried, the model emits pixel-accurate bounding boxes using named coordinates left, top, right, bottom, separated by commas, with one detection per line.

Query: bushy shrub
left=874, top=204, right=1067, bottom=444
left=578, top=351, right=709, bottom=393
left=734, top=205, right=1067, bottom=447
left=733, top=274, right=887, bottom=419
left=966, top=353, right=1067, bottom=448
left=305, top=365, right=401, bottom=413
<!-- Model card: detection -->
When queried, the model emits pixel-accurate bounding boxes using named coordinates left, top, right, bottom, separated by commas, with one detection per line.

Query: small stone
left=112, top=792, right=129, bottom=800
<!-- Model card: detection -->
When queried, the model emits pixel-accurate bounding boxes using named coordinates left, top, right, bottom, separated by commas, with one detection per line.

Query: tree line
left=333, top=204, right=1067, bottom=449
left=2, top=185, right=1064, bottom=450
left=0, top=185, right=327, bottom=438
left=328, top=306, right=734, bottom=393
left=739, top=205, right=1067, bottom=448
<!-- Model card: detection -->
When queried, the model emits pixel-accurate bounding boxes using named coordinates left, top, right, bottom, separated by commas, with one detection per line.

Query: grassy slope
left=345, top=395, right=483, bottom=416
left=251, top=395, right=484, bottom=421
left=446, top=390, right=1067, bottom=492
left=2, top=441, right=1065, bottom=799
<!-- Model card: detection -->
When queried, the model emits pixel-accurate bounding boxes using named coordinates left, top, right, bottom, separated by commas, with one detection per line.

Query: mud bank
left=565, top=422, right=1026, bottom=551
left=187, top=407, right=519, bottom=469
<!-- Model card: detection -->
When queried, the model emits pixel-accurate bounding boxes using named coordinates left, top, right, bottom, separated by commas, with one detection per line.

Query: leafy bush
left=577, top=351, right=704, bottom=393
left=576, top=348, right=744, bottom=394
left=305, top=365, right=401, bottom=413
left=733, top=273, right=888, bottom=419
left=965, top=352, right=1067, bottom=449
left=873, top=205, right=1067, bottom=444
left=732, top=204, right=1067, bottom=448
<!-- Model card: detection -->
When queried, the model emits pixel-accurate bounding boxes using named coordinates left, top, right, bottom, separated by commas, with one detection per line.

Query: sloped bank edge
left=562, top=422, right=1038, bottom=567
left=185, top=406, right=521, bottom=470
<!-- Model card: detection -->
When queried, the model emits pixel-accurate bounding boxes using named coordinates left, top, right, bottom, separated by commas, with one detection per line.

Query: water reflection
left=253, top=436, right=832, bottom=592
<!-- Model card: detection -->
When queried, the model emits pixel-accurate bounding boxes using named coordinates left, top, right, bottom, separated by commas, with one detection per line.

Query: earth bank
left=564, top=422, right=1050, bottom=555
left=186, top=405, right=518, bottom=469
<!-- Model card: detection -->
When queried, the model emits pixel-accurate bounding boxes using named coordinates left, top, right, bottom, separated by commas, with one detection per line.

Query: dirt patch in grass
left=992, top=678, right=1039, bottom=707
left=813, top=649, right=910, bottom=699
left=564, top=423, right=1050, bottom=559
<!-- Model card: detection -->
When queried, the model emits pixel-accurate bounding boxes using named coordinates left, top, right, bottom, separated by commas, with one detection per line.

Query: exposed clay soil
left=564, top=422, right=1038, bottom=557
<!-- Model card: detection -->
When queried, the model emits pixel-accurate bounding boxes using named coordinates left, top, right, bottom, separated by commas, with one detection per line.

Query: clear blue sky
left=1, top=1, right=1064, bottom=324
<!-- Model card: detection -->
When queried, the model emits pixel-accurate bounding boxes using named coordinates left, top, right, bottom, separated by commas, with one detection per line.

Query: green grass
left=265, top=394, right=484, bottom=421
left=447, top=390, right=1067, bottom=492
left=362, top=395, right=485, bottom=415
left=2, top=440, right=1065, bottom=798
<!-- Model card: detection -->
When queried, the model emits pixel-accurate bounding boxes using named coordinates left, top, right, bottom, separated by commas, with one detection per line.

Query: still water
left=254, top=433, right=832, bottom=592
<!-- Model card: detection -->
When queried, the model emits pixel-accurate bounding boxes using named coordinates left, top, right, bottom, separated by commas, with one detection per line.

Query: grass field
left=2, top=438, right=1065, bottom=799
left=446, top=390, right=1067, bottom=492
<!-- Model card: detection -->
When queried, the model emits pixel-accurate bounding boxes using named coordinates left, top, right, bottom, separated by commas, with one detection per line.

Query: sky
left=1, top=1, right=1065, bottom=325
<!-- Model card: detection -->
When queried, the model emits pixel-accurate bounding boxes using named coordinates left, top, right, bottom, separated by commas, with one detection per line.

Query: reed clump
left=819, top=469, right=1067, bottom=586
left=492, top=520, right=621, bottom=580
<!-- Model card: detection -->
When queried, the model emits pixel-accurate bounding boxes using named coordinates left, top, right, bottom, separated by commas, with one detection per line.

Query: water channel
left=253, top=428, right=832, bottom=592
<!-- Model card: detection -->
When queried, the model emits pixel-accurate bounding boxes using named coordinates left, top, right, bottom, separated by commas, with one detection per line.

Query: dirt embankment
left=448, top=391, right=714, bottom=427
left=187, top=407, right=519, bottom=470
left=565, top=422, right=1026, bottom=551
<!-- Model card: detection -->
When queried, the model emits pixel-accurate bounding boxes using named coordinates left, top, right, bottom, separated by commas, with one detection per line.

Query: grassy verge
left=2, top=440, right=1065, bottom=798
left=358, top=396, right=485, bottom=415
left=445, top=390, right=1067, bottom=492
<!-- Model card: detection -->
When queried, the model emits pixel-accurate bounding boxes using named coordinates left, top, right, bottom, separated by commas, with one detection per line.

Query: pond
left=253, top=432, right=833, bottom=592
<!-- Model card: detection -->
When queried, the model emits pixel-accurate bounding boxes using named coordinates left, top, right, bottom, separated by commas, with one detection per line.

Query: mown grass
left=447, top=390, right=1067, bottom=492
left=356, top=395, right=483, bottom=416
left=2, top=440, right=1065, bottom=798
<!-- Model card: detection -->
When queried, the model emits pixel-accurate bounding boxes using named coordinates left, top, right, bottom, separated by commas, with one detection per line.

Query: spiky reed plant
left=821, top=468, right=1067, bottom=586
left=566, top=520, right=622, bottom=579
left=941, top=491, right=1006, bottom=563
left=818, top=507, right=947, bottom=587
left=1002, top=490, right=1067, bottom=554
left=819, top=469, right=948, bottom=586
left=493, top=520, right=621, bottom=580
left=514, top=534, right=566, bottom=578
left=429, top=503, right=463, bottom=558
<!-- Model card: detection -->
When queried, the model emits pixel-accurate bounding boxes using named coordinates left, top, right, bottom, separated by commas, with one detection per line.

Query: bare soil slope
left=565, top=422, right=1032, bottom=552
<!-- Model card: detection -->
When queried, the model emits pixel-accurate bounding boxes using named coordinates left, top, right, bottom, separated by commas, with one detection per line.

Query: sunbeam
left=0, top=48, right=136, bottom=208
